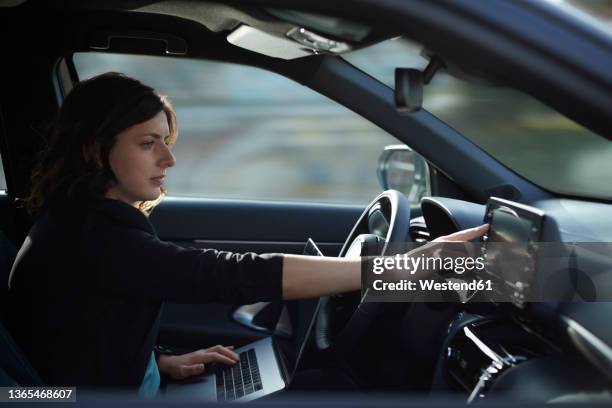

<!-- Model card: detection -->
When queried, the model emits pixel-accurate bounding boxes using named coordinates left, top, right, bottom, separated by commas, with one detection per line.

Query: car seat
left=0, top=229, right=44, bottom=386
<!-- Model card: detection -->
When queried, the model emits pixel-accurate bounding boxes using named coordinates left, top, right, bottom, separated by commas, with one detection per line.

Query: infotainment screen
left=481, top=197, right=545, bottom=308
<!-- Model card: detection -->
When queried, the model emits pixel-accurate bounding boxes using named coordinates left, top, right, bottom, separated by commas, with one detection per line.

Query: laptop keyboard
left=216, top=349, right=263, bottom=401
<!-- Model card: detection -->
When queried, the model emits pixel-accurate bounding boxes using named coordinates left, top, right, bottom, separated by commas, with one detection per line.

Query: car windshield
left=344, top=38, right=612, bottom=200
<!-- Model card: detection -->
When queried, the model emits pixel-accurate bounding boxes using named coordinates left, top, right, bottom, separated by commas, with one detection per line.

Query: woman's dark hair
left=26, top=72, right=177, bottom=215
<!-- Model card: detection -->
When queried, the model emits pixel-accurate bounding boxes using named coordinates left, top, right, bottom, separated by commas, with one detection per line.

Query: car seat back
left=0, top=229, right=16, bottom=322
left=0, top=229, right=44, bottom=386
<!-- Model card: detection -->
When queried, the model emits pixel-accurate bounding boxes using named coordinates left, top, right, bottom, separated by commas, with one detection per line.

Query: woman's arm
left=282, top=255, right=361, bottom=299
left=161, top=224, right=488, bottom=381
left=281, top=224, right=489, bottom=300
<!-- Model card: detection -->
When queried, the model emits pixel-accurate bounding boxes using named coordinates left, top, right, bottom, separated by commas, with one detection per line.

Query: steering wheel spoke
left=314, top=190, right=412, bottom=352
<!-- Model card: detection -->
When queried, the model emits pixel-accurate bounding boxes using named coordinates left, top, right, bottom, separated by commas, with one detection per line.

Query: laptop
left=164, top=238, right=324, bottom=402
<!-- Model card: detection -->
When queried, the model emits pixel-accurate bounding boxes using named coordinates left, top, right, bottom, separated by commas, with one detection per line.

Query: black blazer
left=7, top=198, right=283, bottom=389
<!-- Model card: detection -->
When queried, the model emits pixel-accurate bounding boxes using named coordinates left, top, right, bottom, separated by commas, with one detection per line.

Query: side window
left=73, top=53, right=412, bottom=205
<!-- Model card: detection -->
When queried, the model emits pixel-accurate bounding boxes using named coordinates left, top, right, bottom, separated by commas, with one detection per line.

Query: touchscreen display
left=488, top=208, right=533, bottom=243
left=482, top=198, right=544, bottom=307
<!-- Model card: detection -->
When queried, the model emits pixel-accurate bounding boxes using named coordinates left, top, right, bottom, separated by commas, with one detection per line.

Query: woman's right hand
left=380, top=224, right=489, bottom=283
left=157, top=344, right=239, bottom=380
left=431, top=224, right=489, bottom=243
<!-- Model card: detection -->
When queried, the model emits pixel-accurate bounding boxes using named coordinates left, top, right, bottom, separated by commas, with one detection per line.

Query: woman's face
left=105, top=110, right=176, bottom=207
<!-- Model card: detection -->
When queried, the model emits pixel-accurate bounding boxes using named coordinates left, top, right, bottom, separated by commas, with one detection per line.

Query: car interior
left=1, top=0, right=611, bottom=405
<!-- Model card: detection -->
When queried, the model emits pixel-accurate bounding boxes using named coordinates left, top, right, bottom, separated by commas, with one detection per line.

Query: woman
left=7, top=72, right=486, bottom=396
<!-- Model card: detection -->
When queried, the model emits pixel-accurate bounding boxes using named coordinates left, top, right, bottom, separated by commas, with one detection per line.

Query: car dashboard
left=402, top=196, right=612, bottom=402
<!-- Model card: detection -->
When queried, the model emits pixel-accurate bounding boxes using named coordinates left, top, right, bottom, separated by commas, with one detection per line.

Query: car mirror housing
left=377, top=145, right=431, bottom=205
left=394, top=68, right=423, bottom=114
left=395, top=56, right=444, bottom=114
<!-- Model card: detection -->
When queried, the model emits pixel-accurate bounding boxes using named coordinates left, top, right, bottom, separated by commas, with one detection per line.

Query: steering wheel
left=314, top=190, right=412, bottom=352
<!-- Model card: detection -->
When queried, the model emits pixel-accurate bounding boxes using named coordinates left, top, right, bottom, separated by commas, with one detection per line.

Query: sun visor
left=227, top=25, right=316, bottom=59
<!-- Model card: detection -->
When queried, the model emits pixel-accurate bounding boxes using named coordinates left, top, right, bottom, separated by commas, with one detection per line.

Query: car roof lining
left=27, top=0, right=394, bottom=50
left=6, top=0, right=395, bottom=83
left=4, top=0, right=556, bottom=90
left=77, top=0, right=296, bottom=36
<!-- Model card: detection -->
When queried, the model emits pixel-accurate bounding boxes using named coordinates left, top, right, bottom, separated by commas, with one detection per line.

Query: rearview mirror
left=377, top=145, right=430, bottom=205
left=395, top=68, right=423, bottom=114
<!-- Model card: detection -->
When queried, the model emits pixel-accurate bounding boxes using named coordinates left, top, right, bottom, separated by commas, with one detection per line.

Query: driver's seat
left=0, top=229, right=44, bottom=386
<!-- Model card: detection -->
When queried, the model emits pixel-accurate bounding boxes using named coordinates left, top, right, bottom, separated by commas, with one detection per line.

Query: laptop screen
left=277, top=238, right=324, bottom=380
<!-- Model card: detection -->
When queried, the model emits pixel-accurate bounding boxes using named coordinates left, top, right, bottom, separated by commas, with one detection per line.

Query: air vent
left=409, top=216, right=430, bottom=243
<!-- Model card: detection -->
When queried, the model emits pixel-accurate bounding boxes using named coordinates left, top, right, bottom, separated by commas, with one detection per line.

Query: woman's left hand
left=157, top=344, right=240, bottom=380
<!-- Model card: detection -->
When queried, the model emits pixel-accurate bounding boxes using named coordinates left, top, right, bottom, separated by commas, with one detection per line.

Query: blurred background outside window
left=75, top=1, right=612, bottom=204
left=550, top=0, right=612, bottom=33
left=344, top=32, right=612, bottom=200
left=74, top=54, right=400, bottom=205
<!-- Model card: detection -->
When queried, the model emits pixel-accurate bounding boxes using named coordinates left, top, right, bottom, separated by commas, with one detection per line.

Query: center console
left=440, top=313, right=551, bottom=402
